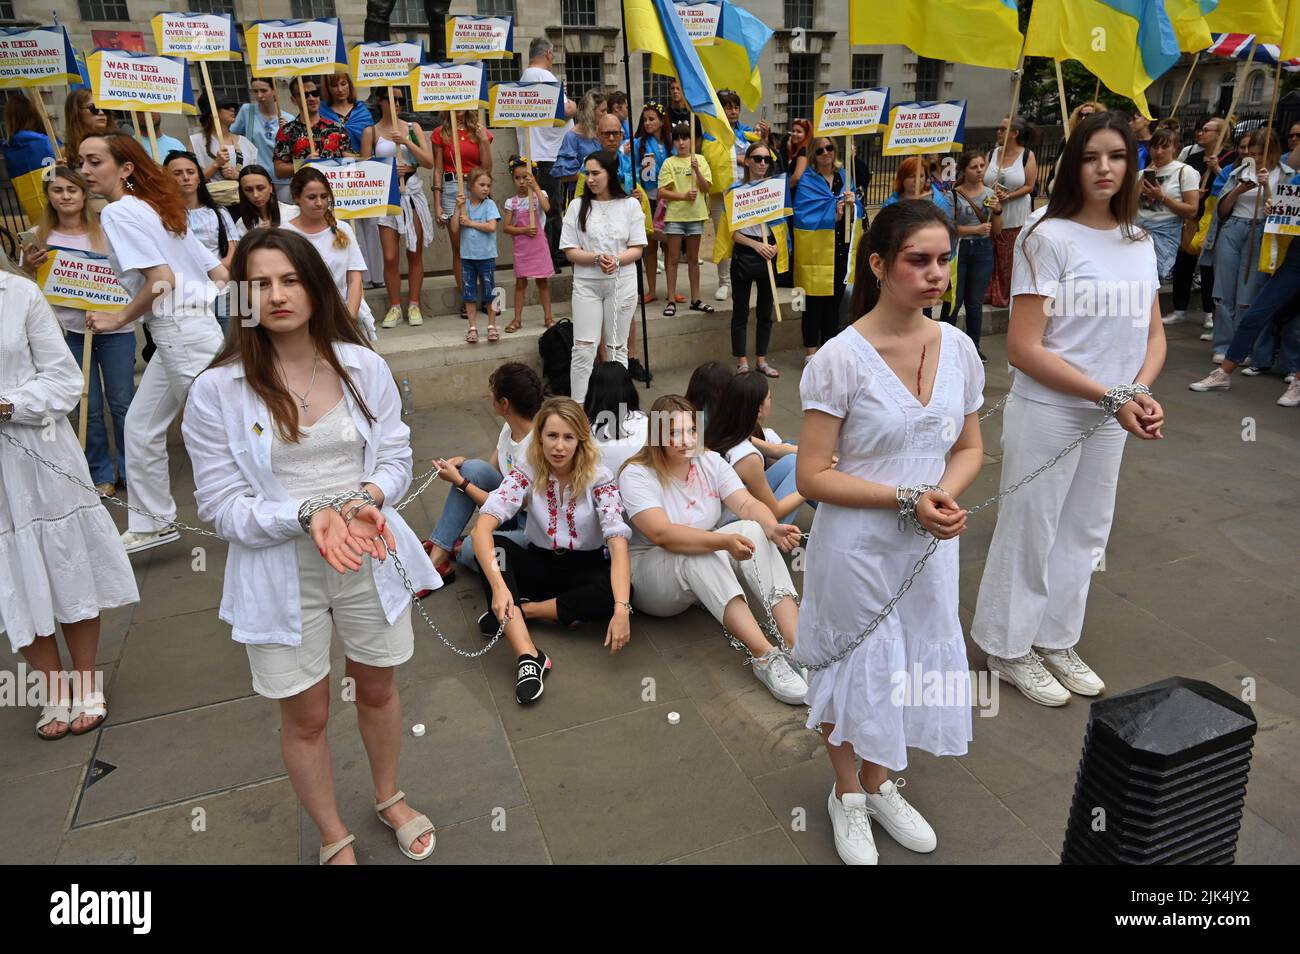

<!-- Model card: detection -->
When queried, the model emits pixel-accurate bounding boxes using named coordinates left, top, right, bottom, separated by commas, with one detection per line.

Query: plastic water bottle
left=401, top=376, right=414, bottom=418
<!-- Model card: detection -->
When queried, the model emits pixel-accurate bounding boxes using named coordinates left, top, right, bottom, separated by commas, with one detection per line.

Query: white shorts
left=246, top=538, right=414, bottom=699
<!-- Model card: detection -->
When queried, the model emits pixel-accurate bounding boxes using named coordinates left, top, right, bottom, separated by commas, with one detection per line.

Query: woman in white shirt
left=230, top=164, right=297, bottom=241
left=583, top=360, right=649, bottom=476
left=164, top=151, right=237, bottom=333
left=618, top=394, right=808, bottom=706
left=1, top=266, right=139, bottom=740
left=81, top=133, right=228, bottom=555
left=704, top=370, right=806, bottom=521
left=190, top=101, right=256, bottom=205
left=473, top=398, right=633, bottom=704
left=1136, top=127, right=1199, bottom=282
left=282, top=167, right=377, bottom=341
left=561, top=150, right=647, bottom=403
left=983, top=115, right=1038, bottom=309
left=182, top=228, right=438, bottom=864
left=973, top=112, right=1166, bottom=708
left=19, top=166, right=136, bottom=497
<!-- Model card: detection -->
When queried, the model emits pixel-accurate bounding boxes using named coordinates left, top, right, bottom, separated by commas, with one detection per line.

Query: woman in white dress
left=182, top=228, right=438, bottom=864
left=362, top=87, right=434, bottom=329
left=0, top=266, right=139, bottom=739
left=973, top=112, right=1165, bottom=707
left=81, top=133, right=229, bottom=555
left=794, top=200, right=987, bottom=866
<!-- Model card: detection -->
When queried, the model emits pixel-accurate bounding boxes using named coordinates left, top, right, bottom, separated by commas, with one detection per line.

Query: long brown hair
left=211, top=228, right=375, bottom=443
left=85, top=133, right=188, bottom=235
left=36, top=166, right=106, bottom=251
left=62, top=88, right=117, bottom=166
left=622, top=394, right=697, bottom=484
left=290, top=166, right=349, bottom=248
left=526, top=398, right=601, bottom=497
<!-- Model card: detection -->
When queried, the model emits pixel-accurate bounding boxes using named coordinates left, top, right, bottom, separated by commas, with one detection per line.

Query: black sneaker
left=515, top=649, right=551, bottom=704
left=478, top=611, right=499, bottom=637
left=628, top=357, right=651, bottom=383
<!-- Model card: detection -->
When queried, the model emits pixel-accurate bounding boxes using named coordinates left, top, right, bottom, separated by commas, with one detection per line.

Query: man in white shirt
left=520, top=37, right=577, bottom=268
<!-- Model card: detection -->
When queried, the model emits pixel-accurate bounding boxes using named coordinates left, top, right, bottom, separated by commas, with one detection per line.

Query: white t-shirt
left=1011, top=215, right=1156, bottom=409
left=1229, top=164, right=1284, bottom=220
left=496, top=421, right=533, bottom=476
left=44, top=230, right=135, bottom=336
left=722, top=438, right=762, bottom=468
left=1138, top=161, right=1198, bottom=223
left=593, top=410, right=649, bottom=477
left=231, top=202, right=299, bottom=241
left=519, top=65, right=573, bottom=161
left=618, top=450, right=745, bottom=552
left=560, top=197, right=648, bottom=281
left=190, top=132, right=258, bottom=181
left=100, top=195, right=220, bottom=310
left=282, top=218, right=367, bottom=300
left=186, top=206, right=237, bottom=260
left=762, top=426, right=781, bottom=444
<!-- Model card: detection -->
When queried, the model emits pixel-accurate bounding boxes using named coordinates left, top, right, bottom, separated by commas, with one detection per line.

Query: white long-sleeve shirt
left=481, top=460, right=630, bottom=552
left=182, top=342, right=438, bottom=644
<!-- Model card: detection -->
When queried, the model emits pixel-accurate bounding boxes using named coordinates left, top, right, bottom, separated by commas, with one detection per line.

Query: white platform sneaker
left=863, top=778, right=937, bottom=853
left=828, top=787, right=878, bottom=865
left=1037, top=646, right=1105, bottom=696
left=988, top=650, right=1071, bottom=706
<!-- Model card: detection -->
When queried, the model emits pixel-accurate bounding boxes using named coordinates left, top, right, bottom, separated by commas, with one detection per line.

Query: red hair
left=787, top=119, right=812, bottom=163
left=87, top=132, right=188, bottom=235
left=892, top=156, right=928, bottom=197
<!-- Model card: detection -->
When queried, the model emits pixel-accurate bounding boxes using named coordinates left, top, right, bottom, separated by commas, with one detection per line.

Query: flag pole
left=620, top=0, right=651, bottom=387
left=996, top=37, right=1028, bottom=198
left=1170, top=51, right=1200, bottom=119
left=1054, top=59, right=1071, bottom=136
left=1245, top=57, right=1284, bottom=280
left=1207, top=36, right=1259, bottom=186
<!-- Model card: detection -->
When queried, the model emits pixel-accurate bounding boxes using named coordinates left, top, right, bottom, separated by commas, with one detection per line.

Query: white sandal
left=35, top=704, right=71, bottom=741
left=69, top=691, right=107, bottom=736
left=319, top=833, right=356, bottom=865
left=375, top=790, right=436, bottom=861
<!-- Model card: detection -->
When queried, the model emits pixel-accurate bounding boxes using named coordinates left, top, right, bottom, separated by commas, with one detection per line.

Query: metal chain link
left=979, top=391, right=1009, bottom=421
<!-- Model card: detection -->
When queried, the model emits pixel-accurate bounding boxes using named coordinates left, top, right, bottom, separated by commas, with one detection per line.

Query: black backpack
left=538, top=318, right=574, bottom=396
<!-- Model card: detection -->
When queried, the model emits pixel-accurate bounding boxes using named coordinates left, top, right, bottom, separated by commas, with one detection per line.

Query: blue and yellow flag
left=7, top=130, right=56, bottom=223
left=1026, top=0, right=1180, bottom=118
left=792, top=171, right=847, bottom=297
left=850, top=0, right=1023, bottom=71
left=1205, top=0, right=1283, bottom=41
left=1166, top=0, right=1219, bottom=52
left=697, top=1, right=771, bottom=111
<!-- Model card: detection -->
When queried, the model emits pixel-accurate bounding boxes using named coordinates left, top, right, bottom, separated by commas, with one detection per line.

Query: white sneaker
left=1286, top=373, right=1296, bottom=384
left=988, top=651, right=1071, bottom=706
left=827, top=787, right=878, bottom=865
left=1203, top=313, right=1215, bottom=329
left=1161, top=309, right=1185, bottom=325
left=1036, top=646, right=1105, bottom=696
left=381, top=305, right=402, bottom=328
left=715, top=283, right=730, bottom=301
left=1199, top=332, right=1213, bottom=342
left=1277, top=379, right=1300, bottom=406
left=752, top=648, right=808, bottom=705
left=863, top=778, right=937, bottom=853
left=407, top=303, right=424, bottom=327
left=1189, top=368, right=1231, bottom=391
left=1213, top=353, right=1226, bottom=363
left=120, top=526, right=180, bottom=554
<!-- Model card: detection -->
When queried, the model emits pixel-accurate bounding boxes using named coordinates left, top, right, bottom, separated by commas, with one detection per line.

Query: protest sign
left=244, top=19, right=347, bottom=78
left=87, top=50, right=197, bottom=114
left=814, top=88, right=890, bottom=137
left=446, top=16, right=514, bottom=59
left=409, top=61, right=487, bottom=111
left=489, top=81, right=566, bottom=127
left=673, top=2, right=723, bottom=43
left=1265, top=183, right=1300, bottom=235
left=305, top=158, right=400, bottom=220
left=0, top=26, right=80, bottom=88
left=151, top=13, right=240, bottom=61
left=351, top=40, right=425, bottom=88
left=36, top=246, right=131, bottom=312
left=726, top=175, right=790, bottom=231
left=882, top=100, right=967, bottom=156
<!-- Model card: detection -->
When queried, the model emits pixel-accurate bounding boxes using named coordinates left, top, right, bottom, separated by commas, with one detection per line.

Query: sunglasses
left=750, top=154, right=772, bottom=164
left=84, top=104, right=104, bottom=115
left=815, top=145, right=836, bottom=156
left=302, top=89, right=320, bottom=98
left=1289, top=133, right=1300, bottom=140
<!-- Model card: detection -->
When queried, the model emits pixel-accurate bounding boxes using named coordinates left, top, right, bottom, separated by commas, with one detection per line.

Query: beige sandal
left=375, top=790, right=436, bottom=861
left=69, top=691, right=107, bottom=735
left=35, top=704, right=71, bottom=741
left=319, top=833, right=356, bottom=865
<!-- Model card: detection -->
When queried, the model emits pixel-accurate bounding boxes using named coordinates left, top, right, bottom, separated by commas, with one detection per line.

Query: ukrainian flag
left=1205, top=0, right=1284, bottom=41
left=1287, top=0, right=1300, bottom=59
left=1026, top=0, right=1180, bottom=117
left=850, top=0, right=1023, bottom=71
left=7, top=129, right=57, bottom=223
left=698, top=1, right=772, bottom=111
left=792, top=171, right=848, bottom=297
left=1166, top=0, right=1219, bottom=51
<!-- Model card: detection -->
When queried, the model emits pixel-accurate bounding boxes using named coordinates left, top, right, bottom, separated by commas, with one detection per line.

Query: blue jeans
left=426, top=459, right=526, bottom=571
left=765, top=452, right=817, bottom=510
left=1212, top=216, right=1270, bottom=355
left=64, top=329, right=137, bottom=486
left=955, top=236, right=994, bottom=348
left=1226, top=240, right=1300, bottom=373
left=462, top=257, right=496, bottom=304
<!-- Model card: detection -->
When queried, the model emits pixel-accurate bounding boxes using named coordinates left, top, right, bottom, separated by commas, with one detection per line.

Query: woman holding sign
left=20, top=167, right=136, bottom=499
left=80, top=133, right=229, bottom=555
left=729, top=142, right=782, bottom=376
left=1, top=261, right=139, bottom=740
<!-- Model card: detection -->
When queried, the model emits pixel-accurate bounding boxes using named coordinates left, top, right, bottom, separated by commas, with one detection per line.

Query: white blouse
left=482, top=460, right=630, bottom=553
left=559, top=196, right=648, bottom=281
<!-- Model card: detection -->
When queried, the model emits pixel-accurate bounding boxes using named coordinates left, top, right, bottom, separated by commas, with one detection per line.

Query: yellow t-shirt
left=659, top=154, right=711, bottom=222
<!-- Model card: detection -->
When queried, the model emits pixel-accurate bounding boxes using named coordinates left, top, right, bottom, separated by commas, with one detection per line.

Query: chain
left=979, top=391, right=1009, bottom=421
left=396, top=466, right=439, bottom=512
left=386, top=545, right=504, bottom=658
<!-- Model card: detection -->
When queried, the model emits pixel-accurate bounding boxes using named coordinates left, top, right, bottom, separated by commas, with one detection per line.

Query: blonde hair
left=36, top=166, right=106, bottom=251
left=525, top=398, right=601, bottom=497
left=466, top=166, right=492, bottom=190
left=621, top=394, right=696, bottom=486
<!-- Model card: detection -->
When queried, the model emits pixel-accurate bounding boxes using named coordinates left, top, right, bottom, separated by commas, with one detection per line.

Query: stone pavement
left=1, top=319, right=1297, bottom=865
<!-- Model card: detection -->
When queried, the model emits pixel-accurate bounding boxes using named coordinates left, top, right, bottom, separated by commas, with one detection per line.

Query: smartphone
left=1142, top=170, right=1158, bottom=184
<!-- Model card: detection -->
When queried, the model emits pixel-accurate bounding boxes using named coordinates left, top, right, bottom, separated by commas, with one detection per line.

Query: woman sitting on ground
left=583, top=360, right=649, bottom=476
left=473, top=398, right=633, bottom=705
left=705, top=371, right=807, bottom=521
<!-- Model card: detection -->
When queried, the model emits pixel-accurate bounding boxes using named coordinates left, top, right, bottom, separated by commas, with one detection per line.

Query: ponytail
left=325, top=207, right=349, bottom=248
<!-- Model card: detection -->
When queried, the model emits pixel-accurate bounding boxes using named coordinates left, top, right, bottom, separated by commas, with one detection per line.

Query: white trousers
left=570, top=273, right=636, bottom=403
left=630, top=520, right=795, bottom=622
left=972, top=397, right=1128, bottom=659
left=126, top=308, right=224, bottom=532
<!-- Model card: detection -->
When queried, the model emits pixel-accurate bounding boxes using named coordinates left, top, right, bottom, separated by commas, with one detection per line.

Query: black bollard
left=1060, top=677, right=1257, bottom=865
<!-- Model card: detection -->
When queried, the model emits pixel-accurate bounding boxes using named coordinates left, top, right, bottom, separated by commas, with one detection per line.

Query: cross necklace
left=280, top=353, right=319, bottom=412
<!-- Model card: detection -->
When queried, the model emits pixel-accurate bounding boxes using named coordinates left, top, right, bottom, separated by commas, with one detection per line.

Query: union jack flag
left=1206, top=33, right=1300, bottom=72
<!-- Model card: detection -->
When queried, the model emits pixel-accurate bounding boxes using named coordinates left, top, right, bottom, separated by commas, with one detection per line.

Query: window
left=561, top=0, right=597, bottom=27
left=784, top=0, right=814, bottom=30
left=79, top=0, right=129, bottom=19
left=290, top=0, right=336, bottom=17
left=643, top=54, right=673, bottom=107
left=786, top=53, right=818, bottom=123
left=914, top=57, right=943, bottom=101
left=0, top=0, right=15, bottom=18
left=390, top=0, right=427, bottom=25
left=477, top=0, right=516, bottom=14
left=852, top=54, right=881, bottom=90
left=187, top=0, right=235, bottom=13
left=564, top=52, right=604, bottom=100
left=1247, top=70, right=1266, bottom=104
left=200, top=61, right=249, bottom=107
left=1189, top=78, right=1203, bottom=104
left=483, top=54, right=522, bottom=90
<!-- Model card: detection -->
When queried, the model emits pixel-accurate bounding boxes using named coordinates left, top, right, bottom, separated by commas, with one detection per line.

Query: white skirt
left=0, top=417, right=139, bottom=652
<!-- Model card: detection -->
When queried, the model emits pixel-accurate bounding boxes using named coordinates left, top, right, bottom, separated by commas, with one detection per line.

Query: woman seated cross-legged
left=472, top=398, right=633, bottom=705
left=618, top=394, right=808, bottom=705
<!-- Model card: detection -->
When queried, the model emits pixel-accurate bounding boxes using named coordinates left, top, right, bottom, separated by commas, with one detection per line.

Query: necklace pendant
left=299, top=401, right=310, bottom=412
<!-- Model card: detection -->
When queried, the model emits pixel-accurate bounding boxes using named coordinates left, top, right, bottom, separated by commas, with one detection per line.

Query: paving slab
left=0, top=766, right=82, bottom=864
left=666, top=826, right=804, bottom=865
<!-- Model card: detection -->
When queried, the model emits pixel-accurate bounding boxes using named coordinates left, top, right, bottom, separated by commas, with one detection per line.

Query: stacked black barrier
left=1061, top=677, right=1257, bottom=865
